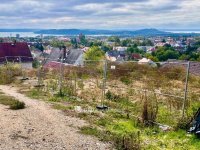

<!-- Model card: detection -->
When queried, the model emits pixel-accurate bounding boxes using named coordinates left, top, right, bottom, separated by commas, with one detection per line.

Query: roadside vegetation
left=14, top=62, right=200, bottom=150
left=1, top=61, right=200, bottom=149
left=0, top=63, right=22, bottom=84
left=0, top=90, right=25, bottom=110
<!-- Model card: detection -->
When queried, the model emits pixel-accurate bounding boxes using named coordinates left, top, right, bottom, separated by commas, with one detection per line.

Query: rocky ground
left=0, top=85, right=111, bottom=150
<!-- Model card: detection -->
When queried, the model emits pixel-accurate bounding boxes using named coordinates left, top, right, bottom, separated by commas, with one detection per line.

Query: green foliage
left=10, top=101, right=25, bottom=110
left=127, top=44, right=144, bottom=55
left=80, top=126, right=100, bottom=137
left=147, top=41, right=200, bottom=62
left=176, top=117, right=190, bottom=130
left=0, top=64, right=21, bottom=84
left=120, top=76, right=131, bottom=85
left=79, top=34, right=87, bottom=45
left=0, top=94, right=25, bottom=110
left=32, top=59, right=40, bottom=68
left=50, top=39, right=66, bottom=48
left=84, top=46, right=105, bottom=60
left=108, top=36, right=120, bottom=45
left=152, top=46, right=180, bottom=61
left=106, top=90, right=120, bottom=101
left=121, top=39, right=132, bottom=47
left=101, top=44, right=112, bottom=52
left=52, top=104, right=72, bottom=111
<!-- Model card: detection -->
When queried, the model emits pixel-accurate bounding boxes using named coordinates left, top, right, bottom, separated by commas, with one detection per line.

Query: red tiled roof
left=132, top=53, right=142, bottom=60
left=0, top=42, right=33, bottom=62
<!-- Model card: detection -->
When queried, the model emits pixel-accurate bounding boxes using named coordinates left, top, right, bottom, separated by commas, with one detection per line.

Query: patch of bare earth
left=0, top=85, right=111, bottom=150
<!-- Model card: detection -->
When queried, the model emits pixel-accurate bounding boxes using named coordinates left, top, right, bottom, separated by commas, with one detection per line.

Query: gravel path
left=0, top=85, right=111, bottom=150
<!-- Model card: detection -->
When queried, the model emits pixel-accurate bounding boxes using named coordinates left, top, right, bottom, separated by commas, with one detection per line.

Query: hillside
left=34, top=28, right=170, bottom=36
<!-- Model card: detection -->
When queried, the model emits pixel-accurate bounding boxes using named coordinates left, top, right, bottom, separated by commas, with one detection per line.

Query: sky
left=0, top=0, right=200, bottom=30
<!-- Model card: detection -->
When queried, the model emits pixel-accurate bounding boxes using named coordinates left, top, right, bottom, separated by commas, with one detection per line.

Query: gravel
left=0, top=85, right=112, bottom=150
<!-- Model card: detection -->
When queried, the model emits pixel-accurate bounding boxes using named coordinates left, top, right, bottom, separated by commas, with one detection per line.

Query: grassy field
left=0, top=90, right=25, bottom=110
left=1, top=62, right=200, bottom=149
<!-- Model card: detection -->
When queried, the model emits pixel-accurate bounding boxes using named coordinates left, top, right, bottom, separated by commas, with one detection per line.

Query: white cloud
left=0, top=0, right=199, bottom=29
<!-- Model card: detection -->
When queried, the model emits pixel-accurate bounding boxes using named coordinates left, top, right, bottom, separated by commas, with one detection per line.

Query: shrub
left=32, top=59, right=40, bottom=68
left=0, top=64, right=21, bottom=84
left=176, top=117, right=190, bottom=130
left=10, top=101, right=25, bottom=110
left=0, top=94, right=25, bottom=110
left=105, top=90, right=120, bottom=101
left=120, top=76, right=131, bottom=85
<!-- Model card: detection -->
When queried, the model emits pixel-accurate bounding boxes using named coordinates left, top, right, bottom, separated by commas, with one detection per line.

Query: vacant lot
left=0, top=85, right=111, bottom=150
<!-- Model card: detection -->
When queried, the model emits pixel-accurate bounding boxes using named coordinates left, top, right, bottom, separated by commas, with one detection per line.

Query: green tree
left=101, top=44, right=112, bottom=52
left=127, top=44, right=144, bottom=54
left=50, top=40, right=65, bottom=48
left=84, top=46, right=105, bottom=60
left=151, top=46, right=180, bottom=61
left=179, top=54, right=190, bottom=60
left=121, top=39, right=132, bottom=46
left=108, top=36, right=120, bottom=46
left=79, top=34, right=87, bottom=45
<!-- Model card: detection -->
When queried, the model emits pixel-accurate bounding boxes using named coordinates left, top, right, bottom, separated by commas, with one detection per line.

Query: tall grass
left=0, top=63, right=21, bottom=84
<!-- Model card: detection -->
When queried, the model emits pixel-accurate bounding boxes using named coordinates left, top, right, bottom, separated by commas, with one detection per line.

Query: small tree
left=84, top=46, right=105, bottom=61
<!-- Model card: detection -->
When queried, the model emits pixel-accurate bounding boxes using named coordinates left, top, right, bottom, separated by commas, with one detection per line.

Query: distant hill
left=34, top=29, right=171, bottom=36
left=0, top=28, right=199, bottom=36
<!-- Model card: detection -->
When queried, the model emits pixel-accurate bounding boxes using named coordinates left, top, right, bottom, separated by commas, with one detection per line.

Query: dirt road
left=0, top=85, right=111, bottom=150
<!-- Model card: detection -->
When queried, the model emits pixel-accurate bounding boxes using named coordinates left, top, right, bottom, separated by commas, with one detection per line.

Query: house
left=132, top=53, right=142, bottom=60
left=138, top=58, right=157, bottom=67
left=44, top=47, right=84, bottom=68
left=113, top=46, right=127, bottom=51
left=138, top=46, right=154, bottom=52
left=64, top=49, right=84, bottom=66
left=0, top=42, right=33, bottom=68
left=106, top=51, right=126, bottom=62
left=156, top=42, right=166, bottom=47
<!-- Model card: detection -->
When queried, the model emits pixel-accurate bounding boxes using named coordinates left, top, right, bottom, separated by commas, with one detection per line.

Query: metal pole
left=102, top=60, right=107, bottom=106
left=59, top=54, right=64, bottom=94
left=103, top=60, right=107, bottom=104
left=182, top=61, right=190, bottom=119
left=19, top=56, right=25, bottom=79
left=97, top=59, right=108, bottom=110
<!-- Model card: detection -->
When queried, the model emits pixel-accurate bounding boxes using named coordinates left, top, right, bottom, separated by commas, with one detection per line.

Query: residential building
left=0, top=42, right=33, bottom=68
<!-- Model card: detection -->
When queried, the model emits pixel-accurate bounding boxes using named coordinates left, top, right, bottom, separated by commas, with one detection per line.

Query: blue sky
left=0, top=0, right=199, bottom=29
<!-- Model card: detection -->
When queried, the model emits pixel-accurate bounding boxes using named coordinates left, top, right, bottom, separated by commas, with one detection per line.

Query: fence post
left=103, top=60, right=108, bottom=104
left=58, top=56, right=64, bottom=94
left=182, top=61, right=190, bottom=119
left=37, top=66, right=42, bottom=86
left=19, top=56, right=27, bottom=80
left=97, top=59, right=108, bottom=110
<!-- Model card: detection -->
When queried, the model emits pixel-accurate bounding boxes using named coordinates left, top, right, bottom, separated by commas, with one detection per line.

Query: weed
left=0, top=94, right=25, bottom=110
left=10, top=101, right=25, bottom=110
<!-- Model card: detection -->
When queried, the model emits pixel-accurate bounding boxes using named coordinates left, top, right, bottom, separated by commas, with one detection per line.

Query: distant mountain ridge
left=34, top=28, right=170, bottom=36
left=0, top=28, right=199, bottom=36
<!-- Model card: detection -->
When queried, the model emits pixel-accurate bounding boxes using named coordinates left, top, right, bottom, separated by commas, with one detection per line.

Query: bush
left=120, top=76, right=131, bottom=85
left=0, top=64, right=21, bottom=84
left=32, top=59, right=40, bottom=68
left=176, top=118, right=190, bottom=130
left=10, top=101, right=25, bottom=110
left=112, top=132, right=141, bottom=150
left=105, top=90, right=120, bottom=101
